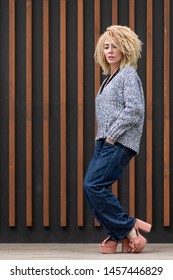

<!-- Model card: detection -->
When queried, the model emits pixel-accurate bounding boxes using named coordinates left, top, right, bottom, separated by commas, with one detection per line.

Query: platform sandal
left=136, top=218, right=152, bottom=233
left=121, top=219, right=151, bottom=253
left=99, top=236, right=117, bottom=254
left=121, top=234, right=147, bottom=253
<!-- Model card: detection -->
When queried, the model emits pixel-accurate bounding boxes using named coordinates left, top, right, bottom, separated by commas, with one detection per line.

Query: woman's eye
left=104, top=44, right=117, bottom=50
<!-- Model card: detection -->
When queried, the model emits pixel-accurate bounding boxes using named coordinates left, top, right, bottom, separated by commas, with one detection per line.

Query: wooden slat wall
left=5, top=0, right=172, bottom=242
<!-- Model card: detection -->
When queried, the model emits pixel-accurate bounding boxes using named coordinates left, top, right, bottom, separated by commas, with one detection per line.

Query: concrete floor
left=0, top=243, right=173, bottom=260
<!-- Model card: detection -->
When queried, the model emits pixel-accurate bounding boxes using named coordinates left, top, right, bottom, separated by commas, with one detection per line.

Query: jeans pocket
left=100, top=142, right=135, bottom=183
left=117, top=144, right=136, bottom=169
left=103, top=140, right=117, bottom=150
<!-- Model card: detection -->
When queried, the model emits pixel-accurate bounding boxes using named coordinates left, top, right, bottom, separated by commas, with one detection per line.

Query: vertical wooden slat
left=9, top=0, right=16, bottom=227
left=77, top=0, right=84, bottom=226
left=43, top=0, right=49, bottom=226
left=26, top=0, right=32, bottom=226
left=163, top=0, right=170, bottom=226
left=146, top=0, right=153, bottom=224
left=129, top=0, right=135, bottom=30
left=129, top=0, right=135, bottom=217
left=60, top=0, right=67, bottom=227
left=112, top=0, right=118, bottom=25
left=94, top=0, right=100, bottom=97
left=129, top=159, right=135, bottom=216
left=111, top=0, right=118, bottom=197
left=94, top=0, right=100, bottom=227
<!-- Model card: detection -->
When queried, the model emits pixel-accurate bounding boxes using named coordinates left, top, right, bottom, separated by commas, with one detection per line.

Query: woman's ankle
left=127, top=227, right=137, bottom=239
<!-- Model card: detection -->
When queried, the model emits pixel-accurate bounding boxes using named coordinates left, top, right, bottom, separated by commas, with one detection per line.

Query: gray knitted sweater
left=95, top=66, right=145, bottom=154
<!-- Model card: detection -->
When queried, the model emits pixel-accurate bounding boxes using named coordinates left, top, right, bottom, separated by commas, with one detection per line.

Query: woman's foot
left=123, top=220, right=148, bottom=253
left=128, top=233, right=147, bottom=253
left=100, top=218, right=151, bottom=254
left=121, top=234, right=147, bottom=253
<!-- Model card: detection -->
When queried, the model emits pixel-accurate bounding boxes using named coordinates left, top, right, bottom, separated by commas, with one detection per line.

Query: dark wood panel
left=26, top=0, right=32, bottom=227
left=9, top=0, right=16, bottom=227
left=43, top=0, right=50, bottom=227
left=146, top=0, right=153, bottom=224
left=163, top=0, right=170, bottom=226
left=60, top=0, right=67, bottom=227
left=111, top=0, right=118, bottom=198
left=94, top=0, right=100, bottom=227
left=129, top=0, right=135, bottom=217
left=77, top=0, right=84, bottom=226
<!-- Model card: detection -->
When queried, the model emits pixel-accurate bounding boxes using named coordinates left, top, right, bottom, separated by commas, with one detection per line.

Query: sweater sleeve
left=106, top=67, right=145, bottom=142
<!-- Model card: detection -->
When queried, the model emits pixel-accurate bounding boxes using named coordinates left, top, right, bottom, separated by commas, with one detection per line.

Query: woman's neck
left=110, top=67, right=119, bottom=76
left=110, top=64, right=120, bottom=75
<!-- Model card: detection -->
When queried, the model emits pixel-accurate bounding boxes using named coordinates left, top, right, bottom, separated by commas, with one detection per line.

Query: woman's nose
left=108, top=46, right=113, bottom=52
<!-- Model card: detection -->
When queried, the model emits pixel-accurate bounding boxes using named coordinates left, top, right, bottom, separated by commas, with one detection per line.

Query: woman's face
left=103, top=40, right=123, bottom=70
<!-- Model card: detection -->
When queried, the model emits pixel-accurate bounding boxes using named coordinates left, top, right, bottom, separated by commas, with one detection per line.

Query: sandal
left=122, top=235, right=147, bottom=253
left=100, top=218, right=151, bottom=254
left=136, top=218, right=152, bottom=233
left=99, top=236, right=117, bottom=254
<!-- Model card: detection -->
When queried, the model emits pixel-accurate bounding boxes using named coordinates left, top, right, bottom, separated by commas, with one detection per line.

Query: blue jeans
left=84, top=139, right=136, bottom=241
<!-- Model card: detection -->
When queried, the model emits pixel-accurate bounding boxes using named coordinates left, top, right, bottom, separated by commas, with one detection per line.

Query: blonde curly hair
left=94, top=25, right=142, bottom=74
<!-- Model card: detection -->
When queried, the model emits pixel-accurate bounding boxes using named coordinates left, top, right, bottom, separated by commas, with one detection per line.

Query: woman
left=84, top=25, right=152, bottom=253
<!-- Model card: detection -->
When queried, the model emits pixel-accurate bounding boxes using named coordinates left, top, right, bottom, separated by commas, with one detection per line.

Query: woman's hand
left=106, top=138, right=114, bottom=145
